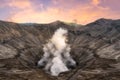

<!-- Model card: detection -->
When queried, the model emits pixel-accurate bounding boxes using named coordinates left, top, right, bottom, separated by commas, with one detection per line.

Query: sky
left=0, top=0, right=120, bottom=24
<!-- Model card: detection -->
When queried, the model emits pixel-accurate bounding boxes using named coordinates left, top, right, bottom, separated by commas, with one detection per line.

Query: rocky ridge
left=0, top=18, right=120, bottom=80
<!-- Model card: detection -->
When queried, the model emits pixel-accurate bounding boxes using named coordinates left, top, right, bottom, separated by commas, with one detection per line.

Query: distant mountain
left=0, top=19, right=120, bottom=80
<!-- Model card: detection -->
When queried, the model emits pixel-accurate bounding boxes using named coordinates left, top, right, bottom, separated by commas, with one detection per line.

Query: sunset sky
left=0, top=0, right=120, bottom=24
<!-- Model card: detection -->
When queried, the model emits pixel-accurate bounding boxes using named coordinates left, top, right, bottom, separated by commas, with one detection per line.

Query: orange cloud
left=8, top=0, right=31, bottom=9
left=9, top=8, right=71, bottom=23
left=8, top=6, right=110, bottom=24
left=7, top=0, right=120, bottom=25
left=92, top=0, right=100, bottom=6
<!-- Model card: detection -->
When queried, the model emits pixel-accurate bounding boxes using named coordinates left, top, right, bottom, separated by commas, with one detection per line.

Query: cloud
left=91, top=0, right=100, bottom=6
left=8, top=7, right=63, bottom=23
left=7, top=0, right=120, bottom=24
left=8, top=6, right=109, bottom=24
left=8, top=0, right=31, bottom=9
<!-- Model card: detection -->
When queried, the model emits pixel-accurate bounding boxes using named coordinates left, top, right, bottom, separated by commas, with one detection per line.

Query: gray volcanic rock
left=0, top=19, right=120, bottom=80
left=0, top=45, right=17, bottom=59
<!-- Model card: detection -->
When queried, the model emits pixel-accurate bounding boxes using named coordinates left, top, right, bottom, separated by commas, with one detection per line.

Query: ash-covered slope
left=0, top=19, right=120, bottom=80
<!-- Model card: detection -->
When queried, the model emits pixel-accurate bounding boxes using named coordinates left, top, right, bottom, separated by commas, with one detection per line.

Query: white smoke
left=51, top=55, right=69, bottom=76
left=50, top=28, right=68, bottom=56
left=38, top=28, right=76, bottom=76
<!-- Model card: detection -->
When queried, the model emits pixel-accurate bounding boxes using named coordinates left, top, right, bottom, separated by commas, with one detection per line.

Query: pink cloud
left=7, top=0, right=120, bottom=24
left=8, top=0, right=31, bottom=9
left=91, top=0, right=101, bottom=6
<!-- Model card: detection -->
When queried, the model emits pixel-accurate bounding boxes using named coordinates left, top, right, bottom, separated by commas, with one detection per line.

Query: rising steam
left=38, top=28, right=76, bottom=76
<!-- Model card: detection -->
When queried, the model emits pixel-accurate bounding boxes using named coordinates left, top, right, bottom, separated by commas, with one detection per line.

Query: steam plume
left=38, top=28, right=76, bottom=76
